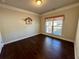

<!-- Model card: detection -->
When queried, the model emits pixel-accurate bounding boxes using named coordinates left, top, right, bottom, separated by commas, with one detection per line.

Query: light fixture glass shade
left=36, top=0, right=42, bottom=5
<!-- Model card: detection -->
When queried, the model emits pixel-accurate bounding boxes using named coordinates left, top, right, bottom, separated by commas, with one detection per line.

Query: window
left=46, top=19, right=53, bottom=33
left=45, top=16, right=64, bottom=36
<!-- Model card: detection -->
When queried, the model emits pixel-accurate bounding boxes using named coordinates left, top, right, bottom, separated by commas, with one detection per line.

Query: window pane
left=53, top=17, right=63, bottom=27
left=46, top=19, right=53, bottom=33
left=53, top=17, right=63, bottom=35
left=46, top=27, right=52, bottom=33
left=53, top=27, right=62, bottom=35
left=53, top=20, right=63, bottom=27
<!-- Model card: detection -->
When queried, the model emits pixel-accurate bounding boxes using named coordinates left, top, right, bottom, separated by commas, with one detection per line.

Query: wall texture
left=0, top=7, right=40, bottom=44
left=41, top=6, right=79, bottom=42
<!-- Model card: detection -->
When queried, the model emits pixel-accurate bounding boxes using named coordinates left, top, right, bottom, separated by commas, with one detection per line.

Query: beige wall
left=41, top=6, right=79, bottom=42
left=0, top=7, right=40, bottom=44
left=0, top=3, right=79, bottom=44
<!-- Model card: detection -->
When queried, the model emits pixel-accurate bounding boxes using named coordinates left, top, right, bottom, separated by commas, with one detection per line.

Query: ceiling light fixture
left=36, top=0, right=42, bottom=5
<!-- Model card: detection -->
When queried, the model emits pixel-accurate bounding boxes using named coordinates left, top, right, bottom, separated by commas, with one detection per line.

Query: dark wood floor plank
left=0, top=34, right=74, bottom=59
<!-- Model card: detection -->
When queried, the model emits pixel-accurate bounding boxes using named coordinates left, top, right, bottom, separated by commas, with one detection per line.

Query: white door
left=0, top=32, right=3, bottom=53
left=75, top=19, right=79, bottom=59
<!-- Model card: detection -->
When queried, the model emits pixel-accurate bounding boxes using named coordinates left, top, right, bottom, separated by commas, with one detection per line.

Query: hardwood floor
left=0, top=34, right=74, bottom=59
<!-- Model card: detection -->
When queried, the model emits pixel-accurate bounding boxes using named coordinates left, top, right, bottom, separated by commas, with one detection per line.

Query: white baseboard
left=42, top=33, right=74, bottom=43
left=4, top=33, right=74, bottom=45
left=4, top=33, right=40, bottom=45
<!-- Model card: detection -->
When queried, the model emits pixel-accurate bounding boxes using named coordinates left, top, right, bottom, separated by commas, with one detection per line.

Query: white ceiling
left=0, top=0, right=79, bottom=14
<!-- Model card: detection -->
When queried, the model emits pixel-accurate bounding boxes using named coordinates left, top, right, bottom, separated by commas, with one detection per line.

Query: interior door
left=75, top=19, right=79, bottom=59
